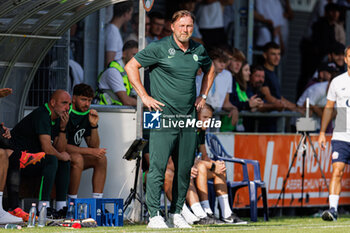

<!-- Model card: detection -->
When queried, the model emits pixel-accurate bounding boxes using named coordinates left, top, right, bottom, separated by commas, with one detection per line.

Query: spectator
left=146, top=11, right=165, bottom=44
left=125, top=13, right=151, bottom=46
left=327, top=42, right=346, bottom=73
left=227, top=48, right=246, bottom=78
left=96, top=40, right=138, bottom=106
left=304, top=62, right=337, bottom=92
left=160, top=18, right=172, bottom=38
left=196, top=48, right=239, bottom=127
left=7, top=90, right=71, bottom=220
left=297, top=74, right=337, bottom=133
left=254, top=0, right=286, bottom=52
left=222, top=61, right=263, bottom=132
left=67, top=84, right=107, bottom=201
left=105, top=1, right=134, bottom=66
left=245, top=65, right=285, bottom=132
left=196, top=0, right=226, bottom=47
left=261, top=42, right=296, bottom=112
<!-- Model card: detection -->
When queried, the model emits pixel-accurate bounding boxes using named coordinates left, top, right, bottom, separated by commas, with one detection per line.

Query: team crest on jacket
left=168, top=48, right=175, bottom=56
left=74, top=129, right=86, bottom=145
left=193, top=54, right=198, bottom=61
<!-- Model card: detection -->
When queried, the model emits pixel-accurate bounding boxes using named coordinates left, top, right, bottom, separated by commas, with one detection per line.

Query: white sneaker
left=167, top=213, right=192, bottom=228
left=147, top=215, right=169, bottom=229
left=181, top=208, right=200, bottom=224
left=0, top=210, right=23, bottom=224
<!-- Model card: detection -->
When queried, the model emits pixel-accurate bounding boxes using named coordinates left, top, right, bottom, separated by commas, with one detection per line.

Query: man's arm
left=318, top=100, right=335, bottom=149
left=195, top=64, right=215, bottom=111
left=85, top=109, right=100, bottom=148
left=125, top=57, right=164, bottom=111
left=115, top=91, right=137, bottom=106
left=53, top=111, right=69, bottom=152
left=39, top=134, right=70, bottom=161
left=260, top=86, right=285, bottom=111
left=66, top=144, right=106, bottom=159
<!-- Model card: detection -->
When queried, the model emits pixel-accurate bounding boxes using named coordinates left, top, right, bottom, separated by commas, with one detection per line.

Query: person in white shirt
left=319, top=45, right=350, bottom=221
left=196, top=48, right=238, bottom=126
left=105, top=1, right=133, bottom=66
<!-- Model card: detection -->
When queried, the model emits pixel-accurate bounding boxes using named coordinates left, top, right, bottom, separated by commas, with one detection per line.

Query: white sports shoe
left=181, top=208, right=200, bottom=224
left=147, top=215, right=169, bottom=229
left=167, top=213, right=192, bottom=228
left=0, top=210, right=23, bottom=224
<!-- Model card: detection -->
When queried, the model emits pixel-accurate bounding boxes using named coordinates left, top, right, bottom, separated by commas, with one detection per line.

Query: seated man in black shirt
left=7, top=90, right=71, bottom=220
left=66, top=84, right=107, bottom=200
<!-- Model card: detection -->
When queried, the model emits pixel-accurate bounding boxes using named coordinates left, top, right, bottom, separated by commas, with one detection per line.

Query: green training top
left=134, top=35, right=212, bottom=115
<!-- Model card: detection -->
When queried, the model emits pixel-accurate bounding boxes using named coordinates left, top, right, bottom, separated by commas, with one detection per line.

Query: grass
left=1, top=216, right=350, bottom=233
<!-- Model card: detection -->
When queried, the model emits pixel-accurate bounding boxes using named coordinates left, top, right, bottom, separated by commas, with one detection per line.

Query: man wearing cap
left=125, top=10, right=214, bottom=228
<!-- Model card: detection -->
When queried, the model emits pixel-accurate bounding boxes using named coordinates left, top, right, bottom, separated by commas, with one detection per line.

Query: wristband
left=91, top=124, right=98, bottom=129
left=210, top=163, right=216, bottom=172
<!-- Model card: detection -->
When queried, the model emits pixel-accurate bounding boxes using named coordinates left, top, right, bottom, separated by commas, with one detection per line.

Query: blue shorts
left=331, top=140, right=350, bottom=164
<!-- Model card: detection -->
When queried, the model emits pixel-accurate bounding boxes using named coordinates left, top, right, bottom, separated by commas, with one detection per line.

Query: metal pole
left=247, top=0, right=254, bottom=65
left=133, top=0, right=146, bottom=222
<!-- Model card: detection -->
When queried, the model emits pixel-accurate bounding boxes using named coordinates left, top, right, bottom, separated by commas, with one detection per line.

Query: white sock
left=68, top=194, right=77, bottom=199
left=92, top=193, right=103, bottom=199
left=329, top=194, right=339, bottom=211
left=39, top=201, right=50, bottom=210
left=56, top=201, right=66, bottom=211
left=218, top=194, right=232, bottom=218
left=0, top=192, right=3, bottom=211
left=191, top=202, right=207, bottom=218
left=200, top=200, right=213, bottom=215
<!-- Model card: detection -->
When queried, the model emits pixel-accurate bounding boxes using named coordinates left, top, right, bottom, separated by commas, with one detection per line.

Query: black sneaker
left=56, top=207, right=68, bottom=219
left=220, top=213, right=248, bottom=224
left=196, top=216, right=216, bottom=225
left=321, top=207, right=338, bottom=221
left=46, top=207, right=60, bottom=219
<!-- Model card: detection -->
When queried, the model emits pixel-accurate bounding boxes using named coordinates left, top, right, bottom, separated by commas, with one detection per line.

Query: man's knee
left=71, top=153, right=84, bottom=169
left=0, top=148, right=7, bottom=161
left=97, top=154, right=107, bottom=168
left=197, top=162, right=208, bottom=175
left=333, top=167, right=344, bottom=178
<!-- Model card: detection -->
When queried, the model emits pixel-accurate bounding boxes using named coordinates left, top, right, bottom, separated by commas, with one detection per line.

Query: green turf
left=1, top=216, right=350, bottom=233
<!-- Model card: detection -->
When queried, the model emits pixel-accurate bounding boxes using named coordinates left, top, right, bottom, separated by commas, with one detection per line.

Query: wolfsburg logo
left=143, top=111, right=221, bottom=129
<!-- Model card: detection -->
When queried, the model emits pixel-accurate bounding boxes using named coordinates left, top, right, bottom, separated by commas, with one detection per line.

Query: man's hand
left=57, top=151, right=71, bottom=161
left=60, top=111, right=69, bottom=130
left=318, top=132, right=326, bottom=150
left=141, top=95, right=165, bottom=112
left=191, top=166, right=198, bottom=178
left=1, top=123, right=11, bottom=139
left=89, top=109, right=99, bottom=127
left=195, top=96, right=206, bottom=112
left=89, top=148, right=107, bottom=158
left=214, top=160, right=226, bottom=175
left=0, top=88, right=12, bottom=98
left=228, top=107, right=239, bottom=125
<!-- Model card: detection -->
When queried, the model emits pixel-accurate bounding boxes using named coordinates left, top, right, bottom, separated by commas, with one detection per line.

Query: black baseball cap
left=318, top=62, right=337, bottom=73
left=330, top=42, right=345, bottom=55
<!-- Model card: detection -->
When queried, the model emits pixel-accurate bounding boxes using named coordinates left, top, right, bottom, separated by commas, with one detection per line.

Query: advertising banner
left=232, top=134, right=350, bottom=208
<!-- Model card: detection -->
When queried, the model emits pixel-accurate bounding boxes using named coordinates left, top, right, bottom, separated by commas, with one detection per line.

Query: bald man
left=6, top=90, right=71, bottom=221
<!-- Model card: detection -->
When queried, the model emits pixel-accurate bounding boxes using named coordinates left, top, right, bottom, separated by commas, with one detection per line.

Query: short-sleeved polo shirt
left=134, top=36, right=212, bottom=115
left=11, top=104, right=60, bottom=152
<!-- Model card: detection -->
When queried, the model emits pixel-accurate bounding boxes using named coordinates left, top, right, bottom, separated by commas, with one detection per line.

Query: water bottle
left=27, top=203, right=37, bottom=228
left=78, top=203, right=87, bottom=219
left=4, top=224, right=22, bottom=229
left=37, top=202, right=47, bottom=227
left=66, top=202, right=75, bottom=220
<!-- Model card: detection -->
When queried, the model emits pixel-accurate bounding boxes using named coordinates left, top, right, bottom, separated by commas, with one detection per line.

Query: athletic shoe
left=8, top=207, right=30, bottom=222
left=181, top=208, right=200, bottom=224
left=197, top=216, right=216, bottom=225
left=220, top=212, right=248, bottom=224
left=0, top=210, right=23, bottom=224
left=20, top=151, right=45, bottom=168
left=321, top=207, right=338, bottom=221
left=167, top=213, right=192, bottom=228
left=147, top=215, right=168, bottom=229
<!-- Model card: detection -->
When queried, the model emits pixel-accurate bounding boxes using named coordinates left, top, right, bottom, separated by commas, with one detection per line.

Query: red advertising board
left=232, top=134, right=350, bottom=208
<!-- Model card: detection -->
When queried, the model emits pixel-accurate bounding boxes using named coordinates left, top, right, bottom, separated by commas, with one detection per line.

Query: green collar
left=70, top=105, right=90, bottom=115
left=44, top=103, right=56, bottom=126
left=169, top=35, right=194, bottom=53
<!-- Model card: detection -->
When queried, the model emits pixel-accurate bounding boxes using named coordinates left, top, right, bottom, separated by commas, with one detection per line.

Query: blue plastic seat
left=205, top=133, right=269, bottom=222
